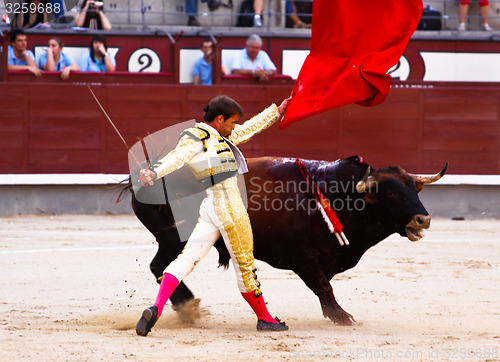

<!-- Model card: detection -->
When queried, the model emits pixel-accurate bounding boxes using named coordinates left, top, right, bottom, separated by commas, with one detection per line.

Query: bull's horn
left=356, top=167, right=376, bottom=192
left=409, top=162, right=448, bottom=185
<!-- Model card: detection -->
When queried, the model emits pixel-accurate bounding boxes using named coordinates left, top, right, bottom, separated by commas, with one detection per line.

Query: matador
left=136, top=95, right=291, bottom=336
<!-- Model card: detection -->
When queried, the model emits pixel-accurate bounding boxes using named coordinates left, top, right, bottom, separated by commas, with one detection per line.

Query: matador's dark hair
left=203, top=95, right=243, bottom=123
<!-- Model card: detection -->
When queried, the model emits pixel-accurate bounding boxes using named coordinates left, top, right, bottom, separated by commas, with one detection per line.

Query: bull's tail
left=116, top=170, right=231, bottom=270
left=115, top=176, right=133, bottom=204
left=214, top=238, right=231, bottom=270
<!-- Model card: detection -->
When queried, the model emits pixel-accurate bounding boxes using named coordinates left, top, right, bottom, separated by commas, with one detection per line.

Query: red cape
left=280, top=0, right=422, bottom=129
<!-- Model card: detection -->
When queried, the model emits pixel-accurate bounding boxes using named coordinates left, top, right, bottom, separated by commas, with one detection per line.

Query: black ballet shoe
left=256, top=317, right=289, bottom=331
left=136, top=306, right=158, bottom=336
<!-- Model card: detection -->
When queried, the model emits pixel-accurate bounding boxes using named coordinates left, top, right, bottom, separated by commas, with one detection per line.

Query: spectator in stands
left=252, top=0, right=264, bottom=27
left=231, top=34, right=277, bottom=82
left=193, top=38, right=229, bottom=85
left=78, top=35, right=116, bottom=73
left=7, top=28, right=42, bottom=77
left=186, top=0, right=225, bottom=26
left=38, top=37, right=80, bottom=80
left=286, top=0, right=311, bottom=28
left=12, top=0, right=49, bottom=29
left=458, top=0, right=492, bottom=31
left=235, top=0, right=265, bottom=27
left=74, top=0, right=112, bottom=30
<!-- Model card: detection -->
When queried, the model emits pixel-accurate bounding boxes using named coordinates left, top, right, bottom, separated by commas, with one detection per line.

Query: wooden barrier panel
left=1, top=81, right=499, bottom=175
left=6, top=71, right=174, bottom=84
left=220, top=74, right=295, bottom=85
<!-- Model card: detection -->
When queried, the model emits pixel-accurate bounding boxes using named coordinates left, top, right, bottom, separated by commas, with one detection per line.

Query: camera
left=94, top=1, right=104, bottom=6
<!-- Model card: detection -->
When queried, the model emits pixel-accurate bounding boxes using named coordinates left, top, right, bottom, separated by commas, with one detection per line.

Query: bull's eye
left=385, top=189, right=408, bottom=204
left=386, top=190, right=398, bottom=199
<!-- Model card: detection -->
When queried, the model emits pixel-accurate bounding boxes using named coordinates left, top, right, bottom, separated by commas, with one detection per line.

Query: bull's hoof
left=257, top=317, right=289, bottom=331
left=136, top=305, right=158, bottom=336
left=171, top=298, right=203, bottom=324
left=333, top=314, right=357, bottom=326
left=325, top=309, right=357, bottom=326
left=331, top=313, right=357, bottom=326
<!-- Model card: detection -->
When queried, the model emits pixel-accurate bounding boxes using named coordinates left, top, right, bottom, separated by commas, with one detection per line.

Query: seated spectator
left=186, top=0, right=226, bottom=26
left=286, top=0, right=311, bottom=28
left=193, top=38, right=229, bottom=85
left=38, top=37, right=80, bottom=80
left=7, top=28, right=42, bottom=77
left=12, top=0, right=49, bottom=29
left=236, top=0, right=266, bottom=27
left=458, top=0, right=492, bottom=31
left=231, top=34, right=277, bottom=82
left=78, top=35, right=116, bottom=73
left=252, top=0, right=264, bottom=27
left=74, top=0, right=112, bottom=30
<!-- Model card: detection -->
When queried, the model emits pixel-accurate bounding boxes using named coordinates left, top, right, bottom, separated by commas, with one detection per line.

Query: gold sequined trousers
left=164, top=176, right=260, bottom=293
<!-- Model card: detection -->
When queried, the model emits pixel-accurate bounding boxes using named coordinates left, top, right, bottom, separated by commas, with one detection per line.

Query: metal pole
left=141, top=0, right=148, bottom=31
left=266, top=0, right=272, bottom=31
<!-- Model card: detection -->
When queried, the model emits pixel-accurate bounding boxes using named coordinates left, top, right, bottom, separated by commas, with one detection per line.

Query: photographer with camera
left=74, top=0, right=111, bottom=30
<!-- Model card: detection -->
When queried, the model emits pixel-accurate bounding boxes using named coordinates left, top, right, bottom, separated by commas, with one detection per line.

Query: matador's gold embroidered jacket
left=151, top=103, right=281, bottom=293
left=151, top=103, right=282, bottom=186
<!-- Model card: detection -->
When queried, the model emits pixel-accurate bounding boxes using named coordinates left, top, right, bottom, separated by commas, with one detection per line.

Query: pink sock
left=241, top=291, right=278, bottom=324
left=154, top=273, right=180, bottom=317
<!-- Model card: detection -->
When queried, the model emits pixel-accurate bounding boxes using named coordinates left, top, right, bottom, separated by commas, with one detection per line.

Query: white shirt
left=231, top=48, right=277, bottom=72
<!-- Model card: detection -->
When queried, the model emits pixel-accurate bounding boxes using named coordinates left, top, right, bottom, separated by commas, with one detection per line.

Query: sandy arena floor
left=0, top=215, right=498, bottom=361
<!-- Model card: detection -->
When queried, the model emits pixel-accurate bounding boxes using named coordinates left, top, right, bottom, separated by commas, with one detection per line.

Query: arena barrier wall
left=0, top=174, right=499, bottom=219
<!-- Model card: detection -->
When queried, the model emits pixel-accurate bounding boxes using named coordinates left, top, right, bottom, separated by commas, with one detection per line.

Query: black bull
left=126, top=155, right=447, bottom=325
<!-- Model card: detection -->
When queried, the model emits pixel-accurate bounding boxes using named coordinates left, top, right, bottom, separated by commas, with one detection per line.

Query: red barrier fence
left=1, top=81, right=499, bottom=175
